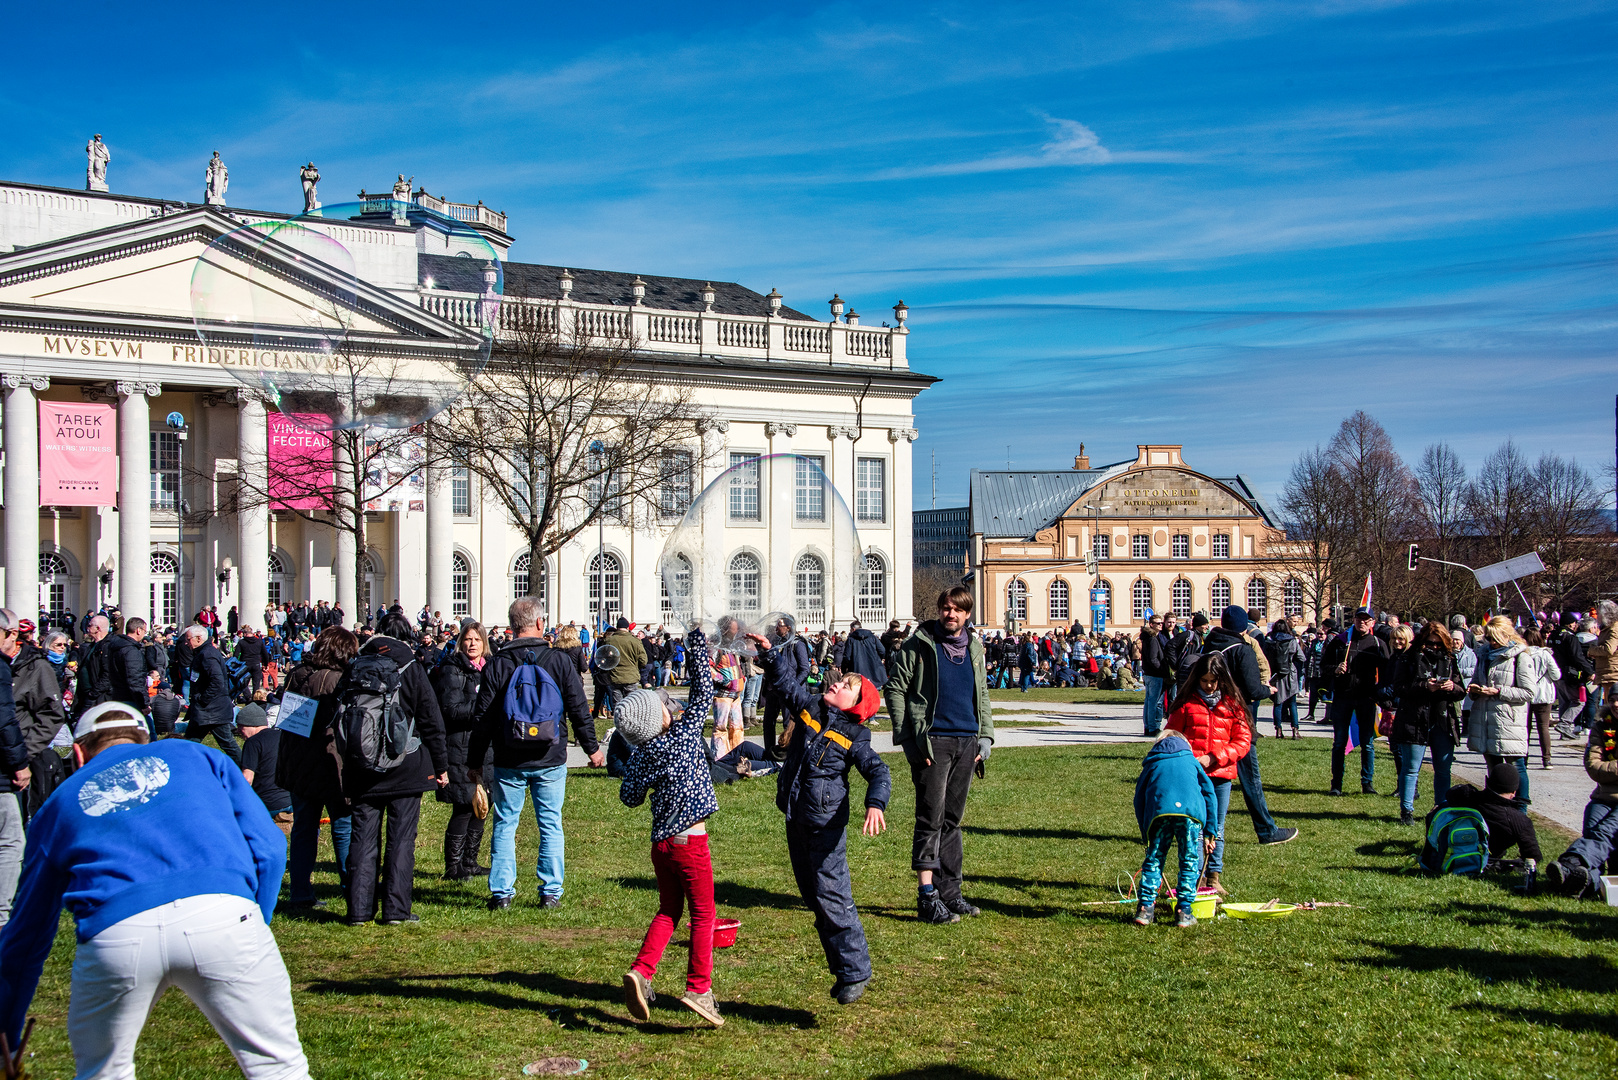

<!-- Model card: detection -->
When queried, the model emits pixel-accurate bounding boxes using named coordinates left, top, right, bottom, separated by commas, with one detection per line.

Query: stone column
left=827, top=425, right=859, bottom=624
left=764, top=422, right=797, bottom=624
left=333, top=437, right=358, bottom=622
left=237, top=397, right=269, bottom=632
left=117, top=382, right=160, bottom=621
left=425, top=456, right=454, bottom=620
left=2, top=374, right=47, bottom=617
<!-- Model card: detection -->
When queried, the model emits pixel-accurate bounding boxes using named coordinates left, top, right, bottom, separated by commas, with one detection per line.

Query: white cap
left=73, top=701, right=146, bottom=740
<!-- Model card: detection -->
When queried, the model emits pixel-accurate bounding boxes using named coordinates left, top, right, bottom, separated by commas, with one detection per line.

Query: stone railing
left=420, top=293, right=910, bottom=369
left=357, top=192, right=509, bottom=234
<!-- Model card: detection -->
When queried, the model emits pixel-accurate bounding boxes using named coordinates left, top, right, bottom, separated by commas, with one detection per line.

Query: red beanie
left=848, top=675, right=881, bottom=723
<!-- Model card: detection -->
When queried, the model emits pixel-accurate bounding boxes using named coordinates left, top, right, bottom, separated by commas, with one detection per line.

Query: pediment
left=1061, top=466, right=1259, bottom=519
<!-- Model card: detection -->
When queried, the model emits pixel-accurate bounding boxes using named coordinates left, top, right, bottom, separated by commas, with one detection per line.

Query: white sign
left=1474, top=552, right=1546, bottom=590
left=274, top=691, right=321, bottom=738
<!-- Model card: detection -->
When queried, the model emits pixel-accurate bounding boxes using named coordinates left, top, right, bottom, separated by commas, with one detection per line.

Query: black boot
left=443, top=831, right=466, bottom=880
left=463, top=816, right=491, bottom=876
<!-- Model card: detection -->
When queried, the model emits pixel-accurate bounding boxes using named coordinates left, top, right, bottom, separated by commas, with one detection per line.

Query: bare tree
left=1276, top=445, right=1346, bottom=622
left=440, top=305, right=713, bottom=601
left=1527, top=452, right=1605, bottom=609
left=1466, top=440, right=1535, bottom=569
left=1327, top=411, right=1421, bottom=614
left=1413, top=441, right=1474, bottom=613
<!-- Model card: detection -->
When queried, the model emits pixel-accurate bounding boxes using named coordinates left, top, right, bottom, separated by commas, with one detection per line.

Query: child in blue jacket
left=1132, top=730, right=1219, bottom=927
left=748, top=632, right=891, bottom=1005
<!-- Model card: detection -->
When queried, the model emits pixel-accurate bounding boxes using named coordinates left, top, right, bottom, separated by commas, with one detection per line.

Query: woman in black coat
left=276, top=626, right=358, bottom=907
left=1389, top=622, right=1468, bottom=825
left=431, top=621, right=491, bottom=881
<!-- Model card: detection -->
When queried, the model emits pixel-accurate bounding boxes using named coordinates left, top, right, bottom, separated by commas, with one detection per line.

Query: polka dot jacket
left=619, top=629, right=719, bottom=841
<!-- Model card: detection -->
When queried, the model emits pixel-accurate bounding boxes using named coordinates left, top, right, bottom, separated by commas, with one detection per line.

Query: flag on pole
left=1359, top=573, right=1373, bottom=610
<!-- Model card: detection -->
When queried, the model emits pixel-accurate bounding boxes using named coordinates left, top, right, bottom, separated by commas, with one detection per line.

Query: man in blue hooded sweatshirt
left=0, top=701, right=309, bottom=1079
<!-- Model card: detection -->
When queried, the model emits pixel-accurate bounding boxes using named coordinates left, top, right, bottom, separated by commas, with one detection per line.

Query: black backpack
left=333, top=654, right=417, bottom=772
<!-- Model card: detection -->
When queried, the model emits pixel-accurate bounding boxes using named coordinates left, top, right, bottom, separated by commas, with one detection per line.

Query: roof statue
left=86, top=135, right=109, bottom=192
left=300, top=162, right=320, bottom=211
left=204, top=152, right=228, bottom=206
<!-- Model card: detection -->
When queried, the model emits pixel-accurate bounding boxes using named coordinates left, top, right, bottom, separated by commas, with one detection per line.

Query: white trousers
left=67, top=893, right=310, bottom=1080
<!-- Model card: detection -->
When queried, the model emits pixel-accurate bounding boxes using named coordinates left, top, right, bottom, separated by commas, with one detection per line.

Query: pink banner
left=267, top=412, right=334, bottom=510
left=40, top=401, right=116, bottom=506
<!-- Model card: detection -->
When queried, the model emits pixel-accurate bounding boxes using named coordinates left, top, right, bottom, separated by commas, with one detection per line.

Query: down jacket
left=1466, top=642, right=1535, bottom=758
left=430, top=649, right=489, bottom=805
left=1583, top=716, right=1618, bottom=807
left=1164, top=694, right=1252, bottom=782
left=1591, top=621, right=1618, bottom=686
left=1389, top=645, right=1466, bottom=746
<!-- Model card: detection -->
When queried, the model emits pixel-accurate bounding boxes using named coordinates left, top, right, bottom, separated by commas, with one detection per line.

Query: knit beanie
left=845, top=674, right=881, bottom=724
left=1221, top=605, right=1249, bottom=632
left=1486, top=762, right=1520, bottom=796
left=235, top=702, right=269, bottom=729
left=614, top=688, right=666, bottom=746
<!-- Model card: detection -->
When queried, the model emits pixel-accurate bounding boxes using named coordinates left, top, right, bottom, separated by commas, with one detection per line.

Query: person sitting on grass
left=1428, top=762, right=1542, bottom=867
left=1164, top=652, right=1253, bottom=897
left=617, top=629, right=724, bottom=1029
left=1133, top=730, right=1219, bottom=927
left=747, top=631, right=891, bottom=1005
left=1545, top=701, right=1617, bottom=898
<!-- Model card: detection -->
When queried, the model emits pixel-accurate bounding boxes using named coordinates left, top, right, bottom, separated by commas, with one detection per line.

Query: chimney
left=1073, top=442, right=1090, bottom=470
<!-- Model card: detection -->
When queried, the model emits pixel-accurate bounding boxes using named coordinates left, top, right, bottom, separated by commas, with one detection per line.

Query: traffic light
left=1407, top=543, right=1420, bottom=572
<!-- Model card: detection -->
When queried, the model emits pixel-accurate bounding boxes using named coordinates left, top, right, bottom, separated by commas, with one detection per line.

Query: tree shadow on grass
left=1350, top=940, right=1616, bottom=992
left=608, top=876, right=803, bottom=911
left=1357, top=838, right=1420, bottom=858
left=869, top=1068, right=1014, bottom=1080
left=966, top=873, right=1087, bottom=892
left=302, top=970, right=816, bottom=1030
left=1455, top=1002, right=1614, bottom=1035
left=1447, top=901, right=1618, bottom=938
left=962, top=825, right=1135, bottom=843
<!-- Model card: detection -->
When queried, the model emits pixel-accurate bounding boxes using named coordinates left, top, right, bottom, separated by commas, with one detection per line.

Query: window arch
left=588, top=553, right=623, bottom=620
left=452, top=552, right=471, bottom=617
left=39, top=551, right=78, bottom=623
left=150, top=552, right=180, bottom=628
left=1283, top=577, right=1304, bottom=619
left=266, top=551, right=294, bottom=608
left=1209, top=577, right=1232, bottom=613
left=728, top=553, right=760, bottom=615
left=1131, top=578, right=1153, bottom=621
left=1048, top=579, right=1070, bottom=623
left=40, top=553, right=71, bottom=577
left=1246, top=577, right=1268, bottom=617
left=662, top=553, right=693, bottom=621
left=794, top=553, right=826, bottom=627
left=1171, top=578, right=1193, bottom=618
left=859, top=553, right=887, bottom=621
left=358, top=550, right=385, bottom=617
left=1006, top=578, right=1027, bottom=622
left=511, top=552, right=547, bottom=610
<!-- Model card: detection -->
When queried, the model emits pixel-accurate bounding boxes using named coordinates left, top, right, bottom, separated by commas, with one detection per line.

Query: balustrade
left=717, top=320, right=768, bottom=350
left=648, top=313, right=699, bottom=344
left=784, top=324, right=830, bottom=353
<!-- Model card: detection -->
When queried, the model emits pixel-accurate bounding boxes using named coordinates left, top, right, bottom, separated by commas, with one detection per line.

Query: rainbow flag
left=1359, top=573, right=1373, bottom=610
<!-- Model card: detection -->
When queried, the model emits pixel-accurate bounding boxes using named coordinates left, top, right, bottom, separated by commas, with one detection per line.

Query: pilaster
left=116, top=381, right=160, bottom=620
left=2, top=374, right=48, bottom=617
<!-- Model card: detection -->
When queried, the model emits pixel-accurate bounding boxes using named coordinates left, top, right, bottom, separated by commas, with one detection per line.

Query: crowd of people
left=0, top=587, right=1611, bottom=1073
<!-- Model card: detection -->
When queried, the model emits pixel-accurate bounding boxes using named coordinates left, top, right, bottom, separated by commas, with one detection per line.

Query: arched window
left=511, top=552, right=547, bottom=610
left=1283, top=577, right=1304, bottom=619
left=1131, top=578, right=1153, bottom=621
left=1006, top=578, right=1027, bottom=622
left=150, top=552, right=179, bottom=628
left=1247, top=577, right=1268, bottom=618
left=859, top=553, right=887, bottom=621
left=662, top=553, right=692, bottom=620
left=728, top=553, right=760, bottom=614
left=359, top=551, right=384, bottom=618
left=794, top=554, right=826, bottom=627
left=266, top=552, right=289, bottom=608
left=1209, top=577, right=1232, bottom=613
left=39, top=552, right=74, bottom=622
left=40, top=553, right=70, bottom=576
left=1171, top=578, right=1193, bottom=618
left=587, top=554, right=622, bottom=620
left=452, top=552, right=471, bottom=616
left=1048, top=579, right=1070, bottom=622
left=1092, top=580, right=1113, bottom=622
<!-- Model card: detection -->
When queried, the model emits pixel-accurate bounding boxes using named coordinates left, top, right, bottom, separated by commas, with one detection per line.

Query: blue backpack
left=1420, top=806, right=1490, bottom=876
left=505, top=655, right=564, bottom=744
left=223, top=657, right=253, bottom=703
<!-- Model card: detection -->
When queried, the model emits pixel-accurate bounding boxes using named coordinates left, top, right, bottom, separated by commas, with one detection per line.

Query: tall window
left=856, top=457, right=886, bottom=523
left=729, top=453, right=760, bottom=521
left=1171, top=534, right=1189, bottom=559
left=1171, top=578, right=1193, bottom=618
left=1210, top=577, right=1232, bottom=613
left=150, top=431, right=180, bottom=510
left=1247, top=577, right=1268, bottom=617
left=452, top=552, right=471, bottom=616
left=728, top=553, right=761, bottom=613
left=452, top=464, right=471, bottom=516
left=659, top=449, right=693, bottom=519
left=588, top=553, right=622, bottom=619
left=1049, top=579, right=1070, bottom=622
left=1006, top=578, right=1027, bottom=622
left=1283, top=578, right=1304, bottom=619
left=511, top=552, right=547, bottom=609
left=794, top=553, right=826, bottom=625
left=150, top=552, right=179, bottom=627
left=1132, top=534, right=1150, bottom=559
left=40, top=553, right=71, bottom=621
left=1091, top=534, right=1110, bottom=560
left=587, top=468, right=623, bottom=521
left=795, top=455, right=826, bottom=522
left=1131, top=578, right=1153, bottom=620
left=663, top=554, right=693, bottom=619
left=266, top=552, right=285, bottom=608
left=1211, top=533, right=1230, bottom=559
left=859, top=553, right=887, bottom=619
left=511, top=455, right=536, bottom=520
left=1092, top=580, right=1113, bottom=622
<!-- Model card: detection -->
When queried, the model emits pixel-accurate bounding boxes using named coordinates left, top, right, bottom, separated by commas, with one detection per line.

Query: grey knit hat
left=614, top=688, right=667, bottom=746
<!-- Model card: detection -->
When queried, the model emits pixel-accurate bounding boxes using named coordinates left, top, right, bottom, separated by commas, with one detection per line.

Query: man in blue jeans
left=470, top=597, right=602, bottom=911
left=1324, top=607, right=1391, bottom=796
left=1139, top=614, right=1168, bottom=735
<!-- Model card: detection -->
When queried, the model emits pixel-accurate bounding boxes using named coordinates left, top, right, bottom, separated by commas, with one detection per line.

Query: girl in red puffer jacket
left=1165, top=652, right=1253, bottom=895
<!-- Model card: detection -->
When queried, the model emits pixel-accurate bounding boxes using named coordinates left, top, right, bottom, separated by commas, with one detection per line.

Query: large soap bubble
left=659, top=453, right=864, bottom=654
left=189, top=200, right=501, bottom=431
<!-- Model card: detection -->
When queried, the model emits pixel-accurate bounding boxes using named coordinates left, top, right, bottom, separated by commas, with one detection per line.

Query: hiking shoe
left=1546, top=860, right=1590, bottom=898
left=1133, top=902, right=1156, bottom=926
left=540, top=894, right=563, bottom=909
left=1399, top=811, right=1415, bottom=827
left=487, top=895, right=513, bottom=911
left=342, top=918, right=372, bottom=928
left=1362, top=785, right=1377, bottom=795
left=1260, top=828, right=1299, bottom=847
left=680, top=990, right=724, bottom=1027
left=623, top=970, right=653, bottom=1022
left=833, top=978, right=869, bottom=1005
left=1175, top=906, right=1198, bottom=928
left=379, top=913, right=420, bottom=926
left=917, top=891, right=961, bottom=924
left=1327, top=789, right=1345, bottom=797
left=944, top=896, right=981, bottom=917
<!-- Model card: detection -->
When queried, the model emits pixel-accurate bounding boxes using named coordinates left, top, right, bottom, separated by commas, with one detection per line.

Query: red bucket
left=712, top=917, right=741, bottom=948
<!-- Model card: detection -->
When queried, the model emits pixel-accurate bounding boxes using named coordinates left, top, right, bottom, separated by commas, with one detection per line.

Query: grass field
left=19, top=742, right=1615, bottom=1080
left=986, top=687, right=1145, bottom=705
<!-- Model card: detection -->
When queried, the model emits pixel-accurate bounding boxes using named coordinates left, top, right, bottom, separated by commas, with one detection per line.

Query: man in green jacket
left=883, top=586, right=994, bottom=925
left=599, top=618, right=649, bottom=711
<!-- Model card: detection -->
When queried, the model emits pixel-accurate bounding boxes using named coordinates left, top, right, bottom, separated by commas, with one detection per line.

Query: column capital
left=2, top=373, right=49, bottom=392
left=827, top=424, right=859, bottom=441
left=887, top=426, right=919, bottom=443
left=115, top=381, right=162, bottom=399
left=764, top=421, right=797, bottom=438
left=697, top=417, right=730, bottom=435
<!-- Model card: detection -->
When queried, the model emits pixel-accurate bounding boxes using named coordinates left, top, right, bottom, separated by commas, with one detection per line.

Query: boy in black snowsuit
left=748, top=632, right=891, bottom=1005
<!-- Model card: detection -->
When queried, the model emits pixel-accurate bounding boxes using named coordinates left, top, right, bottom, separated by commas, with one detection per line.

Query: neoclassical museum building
left=0, top=162, right=930, bottom=631
left=968, top=444, right=1304, bottom=632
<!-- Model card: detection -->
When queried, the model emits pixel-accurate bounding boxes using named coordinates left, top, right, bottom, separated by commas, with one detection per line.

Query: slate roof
left=419, top=254, right=819, bottom=321
left=970, top=463, right=1278, bottom=539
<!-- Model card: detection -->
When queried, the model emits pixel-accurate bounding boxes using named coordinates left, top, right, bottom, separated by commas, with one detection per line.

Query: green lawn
left=20, top=742, right=1614, bottom=1080
left=987, top=686, right=1146, bottom=705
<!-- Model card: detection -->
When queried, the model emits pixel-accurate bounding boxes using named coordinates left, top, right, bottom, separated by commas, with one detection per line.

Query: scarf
left=938, top=623, right=970, bottom=664
left=1197, top=689, right=1223, bottom=709
left=45, top=650, right=66, bottom=668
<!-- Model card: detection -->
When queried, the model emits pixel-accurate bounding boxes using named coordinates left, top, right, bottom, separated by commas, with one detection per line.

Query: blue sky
left=6, top=1, right=1615, bottom=507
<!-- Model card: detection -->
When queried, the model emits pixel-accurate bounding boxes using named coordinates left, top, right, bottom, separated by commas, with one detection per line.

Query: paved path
left=571, top=686, right=1591, bottom=833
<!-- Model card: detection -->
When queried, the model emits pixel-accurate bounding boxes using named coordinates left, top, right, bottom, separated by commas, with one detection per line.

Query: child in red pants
left=616, top=629, right=723, bottom=1027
